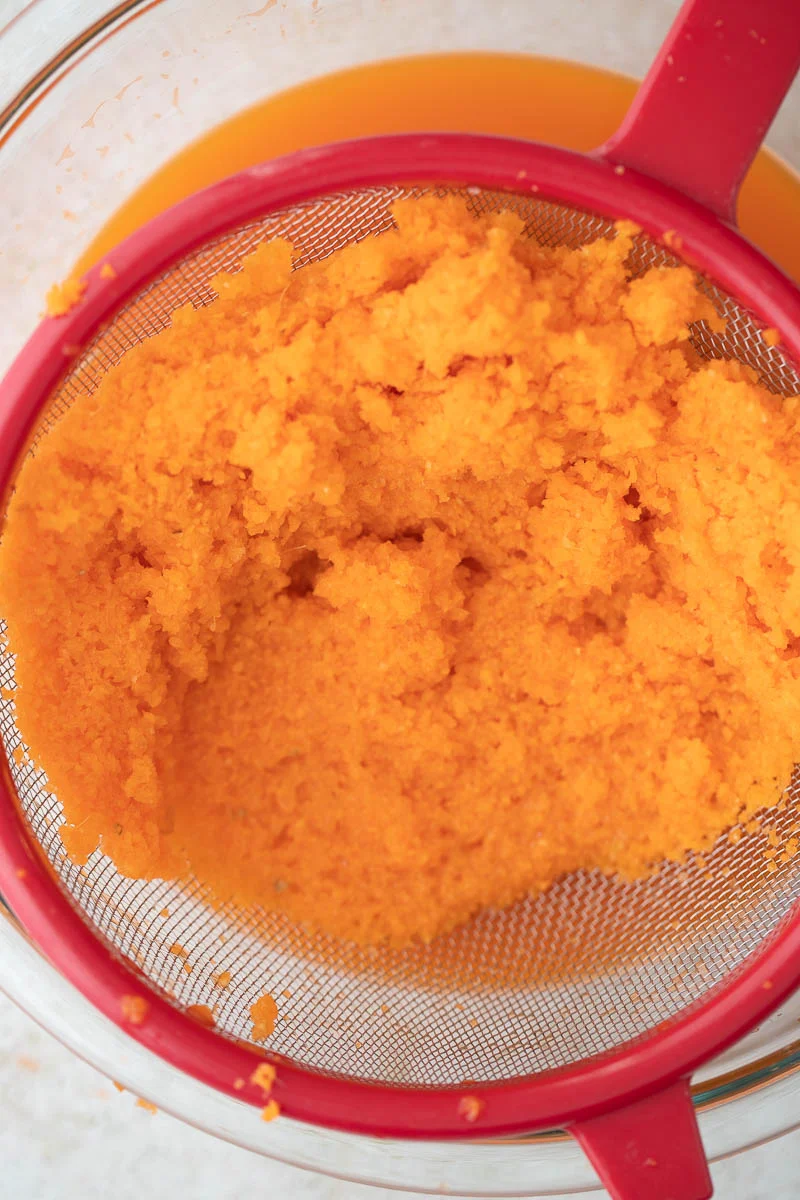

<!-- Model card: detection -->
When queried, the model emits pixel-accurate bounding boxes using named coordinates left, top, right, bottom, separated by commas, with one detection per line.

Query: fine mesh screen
left=2, top=185, right=800, bottom=1090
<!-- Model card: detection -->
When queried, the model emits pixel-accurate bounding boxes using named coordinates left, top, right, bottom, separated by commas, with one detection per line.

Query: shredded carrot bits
left=186, top=1003, right=216, bottom=1028
left=120, top=995, right=150, bottom=1026
left=213, top=970, right=232, bottom=989
left=251, top=1062, right=277, bottom=1092
left=458, top=1095, right=484, bottom=1123
left=250, top=993, right=278, bottom=1042
left=4, top=197, right=800, bottom=946
left=260, top=1099, right=281, bottom=1122
left=135, top=1098, right=158, bottom=1114
left=44, top=277, right=86, bottom=317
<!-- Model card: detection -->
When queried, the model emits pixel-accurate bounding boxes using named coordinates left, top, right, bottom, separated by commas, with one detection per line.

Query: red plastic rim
left=2, top=132, right=800, bottom=1138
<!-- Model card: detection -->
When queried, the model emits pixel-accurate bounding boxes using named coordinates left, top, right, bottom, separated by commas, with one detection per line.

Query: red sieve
left=2, top=1, right=800, bottom=1197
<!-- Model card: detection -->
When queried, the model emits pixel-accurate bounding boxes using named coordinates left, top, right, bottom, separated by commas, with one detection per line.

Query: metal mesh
left=3, top=185, right=800, bottom=1090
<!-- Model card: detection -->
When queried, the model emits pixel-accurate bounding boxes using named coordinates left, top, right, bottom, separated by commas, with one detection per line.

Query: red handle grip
left=572, top=1079, right=712, bottom=1200
left=599, top=0, right=800, bottom=224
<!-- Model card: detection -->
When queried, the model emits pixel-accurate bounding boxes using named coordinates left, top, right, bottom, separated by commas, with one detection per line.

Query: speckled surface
left=2, top=1, right=800, bottom=1197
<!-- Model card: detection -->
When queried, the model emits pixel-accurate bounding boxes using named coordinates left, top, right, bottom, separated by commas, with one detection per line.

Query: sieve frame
left=3, top=132, right=800, bottom=1141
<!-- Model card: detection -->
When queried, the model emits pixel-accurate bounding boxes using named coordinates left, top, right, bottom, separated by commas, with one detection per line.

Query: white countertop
left=2, top=1, right=800, bottom=1197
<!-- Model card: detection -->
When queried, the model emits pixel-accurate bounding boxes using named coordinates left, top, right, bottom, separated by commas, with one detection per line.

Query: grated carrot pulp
left=3, top=198, right=800, bottom=946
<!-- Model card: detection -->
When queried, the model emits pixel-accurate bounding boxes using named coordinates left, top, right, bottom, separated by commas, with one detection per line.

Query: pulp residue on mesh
left=250, top=992, right=278, bottom=1041
left=3, top=197, right=800, bottom=946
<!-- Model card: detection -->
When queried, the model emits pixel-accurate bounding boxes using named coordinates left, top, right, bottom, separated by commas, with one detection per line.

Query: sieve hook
left=599, top=0, right=800, bottom=225
left=572, top=1080, right=711, bottom=1200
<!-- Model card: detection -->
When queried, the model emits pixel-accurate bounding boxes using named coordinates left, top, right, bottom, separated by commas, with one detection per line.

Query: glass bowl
left=2, top=1, right=800, bottom=1194
left=3, top=898, right=800, bottom=1197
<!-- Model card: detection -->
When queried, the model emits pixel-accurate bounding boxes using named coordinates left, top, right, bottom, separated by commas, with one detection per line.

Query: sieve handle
left=571, top=1078, right=712, bottom=1200
left=599, top=0, right=800, bottom=225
